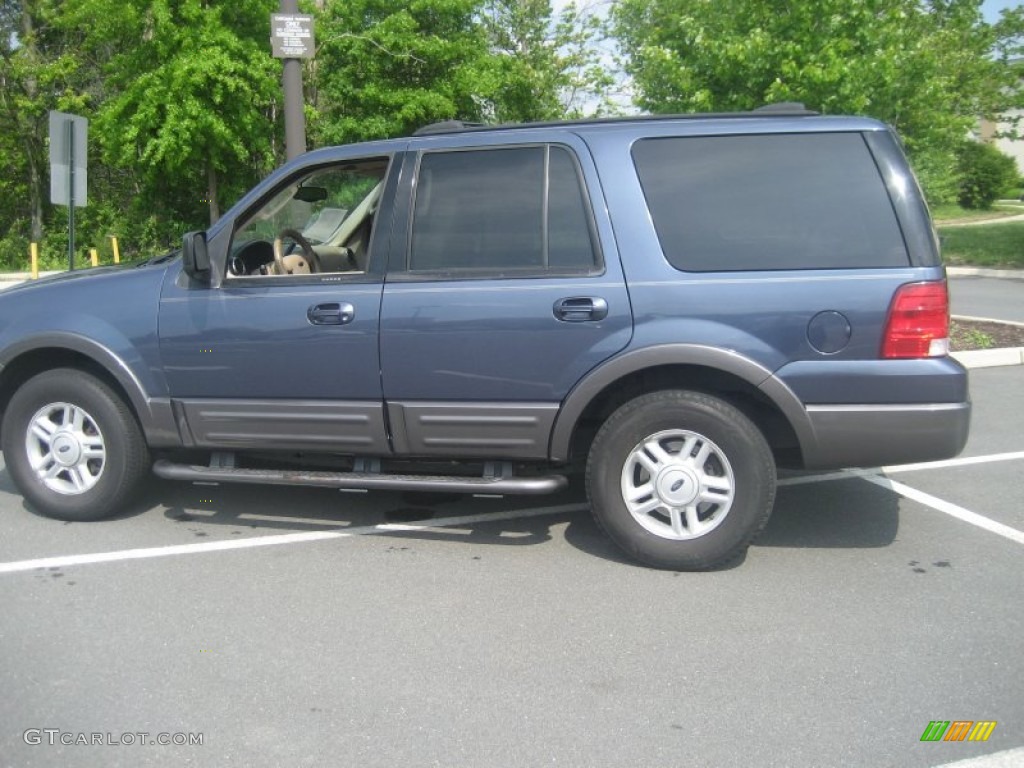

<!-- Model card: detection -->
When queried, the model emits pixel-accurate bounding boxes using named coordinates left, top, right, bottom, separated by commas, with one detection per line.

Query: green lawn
left=930, top=202, right=1024, bottom=223
left=938, top=221, right=1024, bottom=268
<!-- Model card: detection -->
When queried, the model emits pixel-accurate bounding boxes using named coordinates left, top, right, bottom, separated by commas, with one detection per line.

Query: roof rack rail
left=413, top=120, right=487, bottom=137
left=410, top=104, right=819, bottom=138
left=753, top=101, right=815, bottom=114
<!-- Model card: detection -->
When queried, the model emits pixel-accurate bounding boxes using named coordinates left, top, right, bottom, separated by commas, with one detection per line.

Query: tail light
left=881, top=281, right=950, bottom=359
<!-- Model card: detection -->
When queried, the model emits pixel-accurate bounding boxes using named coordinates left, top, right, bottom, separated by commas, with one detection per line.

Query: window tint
left=632, top=133, right=908, bottom=271
left=229, top=157, right=389, bottom=277
left=410, top=145, right=596, bottom=273
left=548, top=147, right=596, bottom=268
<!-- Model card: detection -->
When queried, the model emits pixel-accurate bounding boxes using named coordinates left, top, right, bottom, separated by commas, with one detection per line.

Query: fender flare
left=0, top=332, right=179, bottom=446
left=548, top=343, right=816, bottom=462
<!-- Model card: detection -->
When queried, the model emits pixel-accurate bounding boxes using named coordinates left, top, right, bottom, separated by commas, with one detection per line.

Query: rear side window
left=632, top=133, right=908, bottom=271
left=409, top=145, right=598, bottom=273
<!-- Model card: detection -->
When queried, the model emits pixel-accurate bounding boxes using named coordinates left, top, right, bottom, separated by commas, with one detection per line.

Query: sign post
left=271, top=3, right=314, bottom=161
left=49, top=111, right=88, bottom=270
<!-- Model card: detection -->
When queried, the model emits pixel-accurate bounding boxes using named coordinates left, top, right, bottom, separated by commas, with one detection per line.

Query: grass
left=949, top=322, right=995, bottom=351
left=937, top=221, right=1024, bottom=268
left=930, top=202, right=1024, bottom=223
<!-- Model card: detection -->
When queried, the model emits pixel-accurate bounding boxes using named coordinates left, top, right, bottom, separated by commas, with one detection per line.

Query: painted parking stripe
left=862, top=474, right=1024, bottom=546
left=778, top=450, right=1024, bottom=487
left=932, top=746, right=1024, bottom=768
left=3, top=449, right=1021, bottom=574
left=0, top=503, right=587, bottom=575
left=882, top=450, right=1024, bottom=474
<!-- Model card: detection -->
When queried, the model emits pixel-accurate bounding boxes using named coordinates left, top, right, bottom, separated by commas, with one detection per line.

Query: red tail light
left=882, top=281, right=950, bottom=359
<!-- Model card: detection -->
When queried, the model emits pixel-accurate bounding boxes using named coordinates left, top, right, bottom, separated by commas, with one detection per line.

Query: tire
left=1, top=368, right=151, bottom=521
left=586, top=390, right=776, bottom=570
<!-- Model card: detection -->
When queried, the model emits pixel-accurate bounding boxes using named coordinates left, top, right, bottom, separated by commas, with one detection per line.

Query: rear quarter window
left=631, top=133, right=909, bottom=271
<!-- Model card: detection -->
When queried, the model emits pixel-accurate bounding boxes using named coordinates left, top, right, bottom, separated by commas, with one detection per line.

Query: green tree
left=310, top=0, right=489, bottom=145
left=477, top=0, right=614, bottom=122
left=0, top=0, right=89, bottom=248
left=77, top=0, right=281, bottom=227
left=612, top=0, right=1024, bottom=204
left=956, top=140, right=1019, bottom=209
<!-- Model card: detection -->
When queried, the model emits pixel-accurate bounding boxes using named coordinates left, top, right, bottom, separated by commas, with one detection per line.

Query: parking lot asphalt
left=1, top=365, right=1021, bottom=768
left=949, top=275, right=1024, bottom=323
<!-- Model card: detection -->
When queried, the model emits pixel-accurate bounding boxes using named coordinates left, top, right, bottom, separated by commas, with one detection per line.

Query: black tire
left=1, top=368, right=150, bottom=521
left=586, top=390, right=776, bottom=570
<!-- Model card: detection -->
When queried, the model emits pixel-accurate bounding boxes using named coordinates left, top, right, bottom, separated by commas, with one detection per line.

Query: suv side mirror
left=182, top=231, right=210, bottom=281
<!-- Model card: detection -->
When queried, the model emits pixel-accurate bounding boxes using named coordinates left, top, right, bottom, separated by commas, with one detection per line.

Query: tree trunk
left=207, top=163, right=219, bottom=224
left=21, top=5, right=44, bottom=244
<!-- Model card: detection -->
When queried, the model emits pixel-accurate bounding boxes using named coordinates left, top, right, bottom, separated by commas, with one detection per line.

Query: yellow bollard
left=90, top=248, right=99, bottom=267
left=30, top=242, right=39, bottom=279
left=110, top=236, right=120, bottom=264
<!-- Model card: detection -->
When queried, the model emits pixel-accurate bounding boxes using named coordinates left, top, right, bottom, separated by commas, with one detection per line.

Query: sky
left=983, top=0, right=1022, bottom=23
left=552, top=0, right=1021, bottom=22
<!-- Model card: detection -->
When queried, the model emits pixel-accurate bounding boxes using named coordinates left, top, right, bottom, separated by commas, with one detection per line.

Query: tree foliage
left=74, top=0, right=281, bottom=225
left=956, top=140, right=1020, bottom=209
left=612, top=0, right=1024, bottom=204
left=477, top=0, right=615, bottom=122
left=309, top=0, right=488, bottom=146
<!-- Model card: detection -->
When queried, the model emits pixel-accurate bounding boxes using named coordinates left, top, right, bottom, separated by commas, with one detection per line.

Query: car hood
left=0, top=253, right=179, bottom=296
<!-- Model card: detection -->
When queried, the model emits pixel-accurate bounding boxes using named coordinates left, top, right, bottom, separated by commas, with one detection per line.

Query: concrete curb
left=952, top=347, right=1024, bottom=369
left=947, top=266, right=1024, bottom=280
left=950, top=315, right=1024, bottom=368
left=0, top=272, right=59, bottom=287
left=953, top=314, right=1024, bottom=329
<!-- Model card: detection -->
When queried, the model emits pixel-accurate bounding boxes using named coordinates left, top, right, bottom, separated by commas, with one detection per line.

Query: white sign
left=49, top=111, right=88, bottom=207
left=271, top=14, right=314, bottom=59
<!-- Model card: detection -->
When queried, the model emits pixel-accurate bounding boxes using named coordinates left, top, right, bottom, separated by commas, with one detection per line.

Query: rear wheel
left=586, top=390, right=775, bottom=570
left=1, top=368, right=150, bottom=521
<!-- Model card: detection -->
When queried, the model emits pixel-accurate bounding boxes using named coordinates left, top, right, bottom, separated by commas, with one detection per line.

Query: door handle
left=553, top=297, right=608, bottom=322
left=307, top=302, right=354, bottom=326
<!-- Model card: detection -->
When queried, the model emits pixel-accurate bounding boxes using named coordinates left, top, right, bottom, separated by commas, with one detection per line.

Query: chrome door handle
left=307, top=302, right=354, bottom=326
left=553, top=297, right=608, bottom=322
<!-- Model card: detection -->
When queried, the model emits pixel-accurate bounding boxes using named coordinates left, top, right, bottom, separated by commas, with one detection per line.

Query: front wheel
left=586, top=390, right=776, bottom=570
left=1, top=368, right=151, bottom=521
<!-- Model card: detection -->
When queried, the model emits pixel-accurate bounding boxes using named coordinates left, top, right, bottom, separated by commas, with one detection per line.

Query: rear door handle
left=553, top=297, right=608, bottom=322
left=307, top=302, right=354, bottom=326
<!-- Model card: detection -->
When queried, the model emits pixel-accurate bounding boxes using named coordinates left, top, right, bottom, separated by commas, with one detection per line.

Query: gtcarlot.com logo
left=23, top=729, right=204, bottom=747
left=920, top=721, right=997, bottom=742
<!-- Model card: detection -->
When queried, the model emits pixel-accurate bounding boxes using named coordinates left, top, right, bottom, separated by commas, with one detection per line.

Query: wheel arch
left=0, top=335, right=177, bottom=446
left=549, top=344, right=815, bottom=466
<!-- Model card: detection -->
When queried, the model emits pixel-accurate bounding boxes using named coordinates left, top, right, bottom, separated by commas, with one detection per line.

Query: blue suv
left=0, top=106, right=970, bottom=569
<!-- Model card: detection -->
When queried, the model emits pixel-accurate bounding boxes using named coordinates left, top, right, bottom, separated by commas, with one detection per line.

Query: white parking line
left=778, top=450, right=1024, bottom=487
left=862, top=474, right=1024, bottom=546
left=779, top=450, right=1024, bottom=545
left=0, top=503, right=587, bottom=575
left=2, top=450, right=1021, bottom=574
left=882, top=450, right=1024, bottom=474
left=932, top=746, right=1024, bottom=768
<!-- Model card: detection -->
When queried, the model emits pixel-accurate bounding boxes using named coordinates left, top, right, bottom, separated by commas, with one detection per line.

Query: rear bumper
left=803, top=402, right=971, bottom=469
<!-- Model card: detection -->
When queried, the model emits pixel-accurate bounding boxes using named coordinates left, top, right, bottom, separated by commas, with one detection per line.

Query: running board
left=152, top=459, right=567, bottom=495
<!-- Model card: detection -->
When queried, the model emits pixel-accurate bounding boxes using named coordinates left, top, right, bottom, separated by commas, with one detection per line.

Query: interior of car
left=226, top=159, right=388, bottom=278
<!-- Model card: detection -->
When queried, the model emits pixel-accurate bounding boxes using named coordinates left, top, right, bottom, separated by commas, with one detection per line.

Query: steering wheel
left=273, top=228, right=322, bottom=274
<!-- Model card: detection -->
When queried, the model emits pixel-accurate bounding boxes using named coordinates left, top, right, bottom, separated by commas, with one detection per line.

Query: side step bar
left=152, top=459, right=567, bottom=495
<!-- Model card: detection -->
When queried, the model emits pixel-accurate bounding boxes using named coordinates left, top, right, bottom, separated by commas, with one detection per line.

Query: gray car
left=0, top=105, right=969, bottom=570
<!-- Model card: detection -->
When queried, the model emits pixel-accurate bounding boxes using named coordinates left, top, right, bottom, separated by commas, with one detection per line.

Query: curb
left=953, top=314, right=1024, bottom=329
left=947, top=266, right=1024, bottom=280
left=950, top=315, right=1024, bottom=368
left=0, top=272, right=60, bottom=288
left=951, top=347, right=1024, bottom=369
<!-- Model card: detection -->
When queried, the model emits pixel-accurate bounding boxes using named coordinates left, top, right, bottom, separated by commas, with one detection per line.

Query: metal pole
left=67, top=119, right=75, bottom=271
left=281, top=0, right=306, bottom=160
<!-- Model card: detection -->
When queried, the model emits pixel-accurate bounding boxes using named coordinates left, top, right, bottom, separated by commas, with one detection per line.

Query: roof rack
left=413, top=120, right=487, bottom=136
left=411, top=103, right=818, bottom=137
